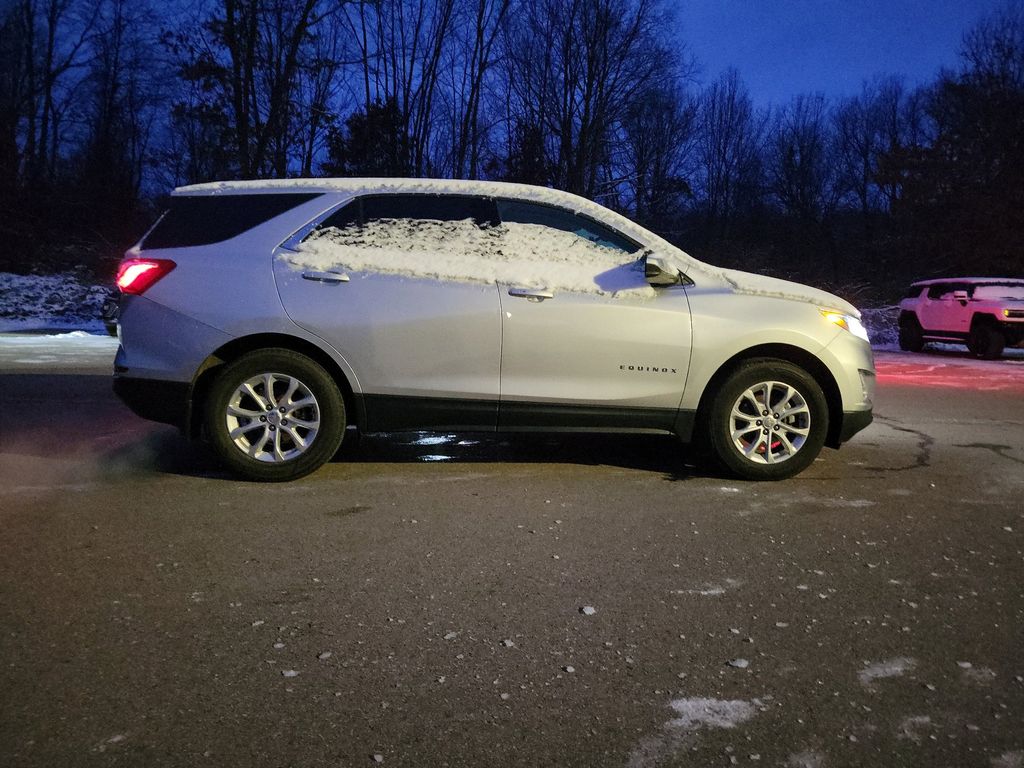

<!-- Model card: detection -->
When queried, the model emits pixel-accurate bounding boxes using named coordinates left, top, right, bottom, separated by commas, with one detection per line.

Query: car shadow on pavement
left=1, top=373, right=698, bottom=482
left=337, top=429, right=698, bottom=478
left=97, top=428, right=699, bottom=482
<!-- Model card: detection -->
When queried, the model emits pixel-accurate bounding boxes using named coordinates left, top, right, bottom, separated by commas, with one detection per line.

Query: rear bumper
left=113, top=376, right=190, bottom=429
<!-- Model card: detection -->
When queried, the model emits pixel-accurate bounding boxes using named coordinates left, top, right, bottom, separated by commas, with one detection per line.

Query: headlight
left=820, top=309, right=870, bottom=343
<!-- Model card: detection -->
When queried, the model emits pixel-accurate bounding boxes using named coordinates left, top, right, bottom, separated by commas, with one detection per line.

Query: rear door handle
left=508, top=287, right=553, bottom=301
left=302, top=271, right=350, bottom=283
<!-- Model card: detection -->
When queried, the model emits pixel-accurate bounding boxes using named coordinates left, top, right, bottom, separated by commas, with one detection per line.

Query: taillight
left=116, top=258, right=176, bottom=295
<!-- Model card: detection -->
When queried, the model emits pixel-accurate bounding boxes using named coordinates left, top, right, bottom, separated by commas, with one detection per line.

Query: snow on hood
left=715, top=267, right=860, bottom=316
left=289, top=218, right=657, bottom=298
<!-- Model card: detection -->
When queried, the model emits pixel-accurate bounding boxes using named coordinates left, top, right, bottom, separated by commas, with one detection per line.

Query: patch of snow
left=962, top=666, right=997, bottom=685
left=858, top=657, right=916, bottom=687
left=787, top=752, right=826, bottom=768
left=627, top=698, right=758, bottom=768
left=825, top=498, right=876, bottom=509
left=666, top=698, right=756, bottom=730
left=992, top=751, right=1024, bottom=768
left=674, top=578, right=743, bottom=597
left=290, top=219, right=655, bottom=299
left=897, top=715, right=933, bottom=743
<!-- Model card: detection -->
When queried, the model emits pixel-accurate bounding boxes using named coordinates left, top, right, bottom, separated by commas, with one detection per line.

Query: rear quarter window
left=142, top=193, right=322, bottom=249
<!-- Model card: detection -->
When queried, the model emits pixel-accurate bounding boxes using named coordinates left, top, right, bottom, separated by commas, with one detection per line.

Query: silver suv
left=113, top=179, right=875, bottom=481
left=898, top=278, right=1024, bottom=359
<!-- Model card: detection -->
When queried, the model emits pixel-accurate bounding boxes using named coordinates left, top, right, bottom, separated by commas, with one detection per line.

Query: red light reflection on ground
left=874, top=351, right=1024, bottom=393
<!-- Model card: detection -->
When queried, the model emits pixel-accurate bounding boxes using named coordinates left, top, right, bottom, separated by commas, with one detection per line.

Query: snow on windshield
left=289, top=218, right=656, bottom=298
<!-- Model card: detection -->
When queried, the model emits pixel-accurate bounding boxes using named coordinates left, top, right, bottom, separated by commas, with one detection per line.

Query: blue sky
left=678, top=0, right=1008, bottom=105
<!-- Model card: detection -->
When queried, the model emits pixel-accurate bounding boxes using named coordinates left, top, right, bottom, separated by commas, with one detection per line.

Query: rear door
left=494, top=200, right=692, bottom=431
left=273, top=194, right=502, bottom=430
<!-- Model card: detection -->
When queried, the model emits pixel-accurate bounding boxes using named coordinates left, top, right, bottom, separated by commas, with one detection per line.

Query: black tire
left=967, top=322, right=1004, bottom=360
left=898, top=316, right=925, bottom=352
left=204, top=349, right=346, bottom=481
left=703, top=359, right=829, bottom=481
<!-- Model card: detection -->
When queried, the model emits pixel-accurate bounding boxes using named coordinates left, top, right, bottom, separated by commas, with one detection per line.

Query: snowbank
left=0, top=272, right=112, bottom=332
left=861, top=305, right=899, bottom=348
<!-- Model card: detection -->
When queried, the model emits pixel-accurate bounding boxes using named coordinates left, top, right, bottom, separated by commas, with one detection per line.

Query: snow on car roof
left=174, top=178, right=615, bottom=224
left=910, top=277, right=1024, bottom=286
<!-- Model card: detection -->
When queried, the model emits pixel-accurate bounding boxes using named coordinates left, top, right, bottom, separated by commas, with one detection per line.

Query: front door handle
left=302, top=271, right=350, bottom=283
left=508, top=287, right=553, bottom=301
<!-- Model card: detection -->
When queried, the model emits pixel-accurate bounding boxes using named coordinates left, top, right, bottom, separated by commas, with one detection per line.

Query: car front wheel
left=704, top=360, right=829, bottom=481
left=898, top=316, right=924, bottom=352
left=968, top=322, right=1004, bottom=360
left=204, top=349, right=346, bottom=481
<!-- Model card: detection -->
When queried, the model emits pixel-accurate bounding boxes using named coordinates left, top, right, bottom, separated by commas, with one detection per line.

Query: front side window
left=362, top=194, right=498, bottom=226
left=496, top=200, right=640, bottom=253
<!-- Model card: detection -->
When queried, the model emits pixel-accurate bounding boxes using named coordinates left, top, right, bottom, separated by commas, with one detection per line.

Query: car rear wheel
left=704, top=360, right=829, bottom=481
left=968, top=322, right=1004, bottom=360
left=204, top=349, right=346, bottom=481
left=898, top=316, right=924, bottom=352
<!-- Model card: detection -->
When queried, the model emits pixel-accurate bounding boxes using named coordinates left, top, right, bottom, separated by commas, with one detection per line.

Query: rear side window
left=143, top=193, right=322, bottom=249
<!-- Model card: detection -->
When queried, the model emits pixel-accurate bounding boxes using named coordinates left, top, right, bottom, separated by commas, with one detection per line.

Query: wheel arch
left=186, top=333, right=361, bottom=439
left=694, top=343, right=844, bottom=449
left=898, top=310, right=922, bottom=327
left=970, top=312, right=1001, bottom=329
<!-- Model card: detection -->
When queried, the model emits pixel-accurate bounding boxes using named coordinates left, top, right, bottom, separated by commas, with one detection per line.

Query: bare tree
left=338, top=0, right=457, bottom=175
left=697, top=69, right=767, bottom=238
left=618, top=86, right=697, bottom=226
left=446, top=0, right=510, bottom=179
left=768, top=93, right=838, bottom=223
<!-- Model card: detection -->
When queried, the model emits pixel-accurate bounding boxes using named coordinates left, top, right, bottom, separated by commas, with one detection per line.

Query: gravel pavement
left=1, top=343, right=1022, bottom=768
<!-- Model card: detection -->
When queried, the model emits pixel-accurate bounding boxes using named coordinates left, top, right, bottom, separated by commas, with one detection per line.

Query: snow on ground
left=627, top=697, right=759, bottom=768
left=0, top=330, right=119, bottom=370
left=858, top=657, right=917, bottom=688
left=0, top=271, right=111, bottom=333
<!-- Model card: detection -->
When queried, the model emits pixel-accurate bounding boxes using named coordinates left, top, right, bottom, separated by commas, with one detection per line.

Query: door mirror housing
left=644, top=253, right=683, bottom=287
left=952, top=290, right=969, bottom=304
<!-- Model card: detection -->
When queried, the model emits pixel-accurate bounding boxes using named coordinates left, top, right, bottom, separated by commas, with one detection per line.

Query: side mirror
left=952, top=290, right=969, bottom=304
left=644, top=253, right=683, bottom=287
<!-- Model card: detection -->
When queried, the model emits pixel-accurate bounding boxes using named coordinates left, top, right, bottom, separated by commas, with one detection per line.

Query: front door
left=493, top=200, right=692, bottom=431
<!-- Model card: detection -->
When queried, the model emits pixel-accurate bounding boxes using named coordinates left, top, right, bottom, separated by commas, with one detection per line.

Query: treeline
left=1, top=0, right=1022, bottom=300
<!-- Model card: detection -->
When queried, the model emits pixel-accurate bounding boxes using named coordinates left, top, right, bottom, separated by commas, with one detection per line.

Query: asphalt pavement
left=1, top=345, right=1022, bottom=768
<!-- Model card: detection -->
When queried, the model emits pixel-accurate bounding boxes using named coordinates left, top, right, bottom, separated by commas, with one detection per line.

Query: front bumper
left=838, top=408, right=873, bottom=443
